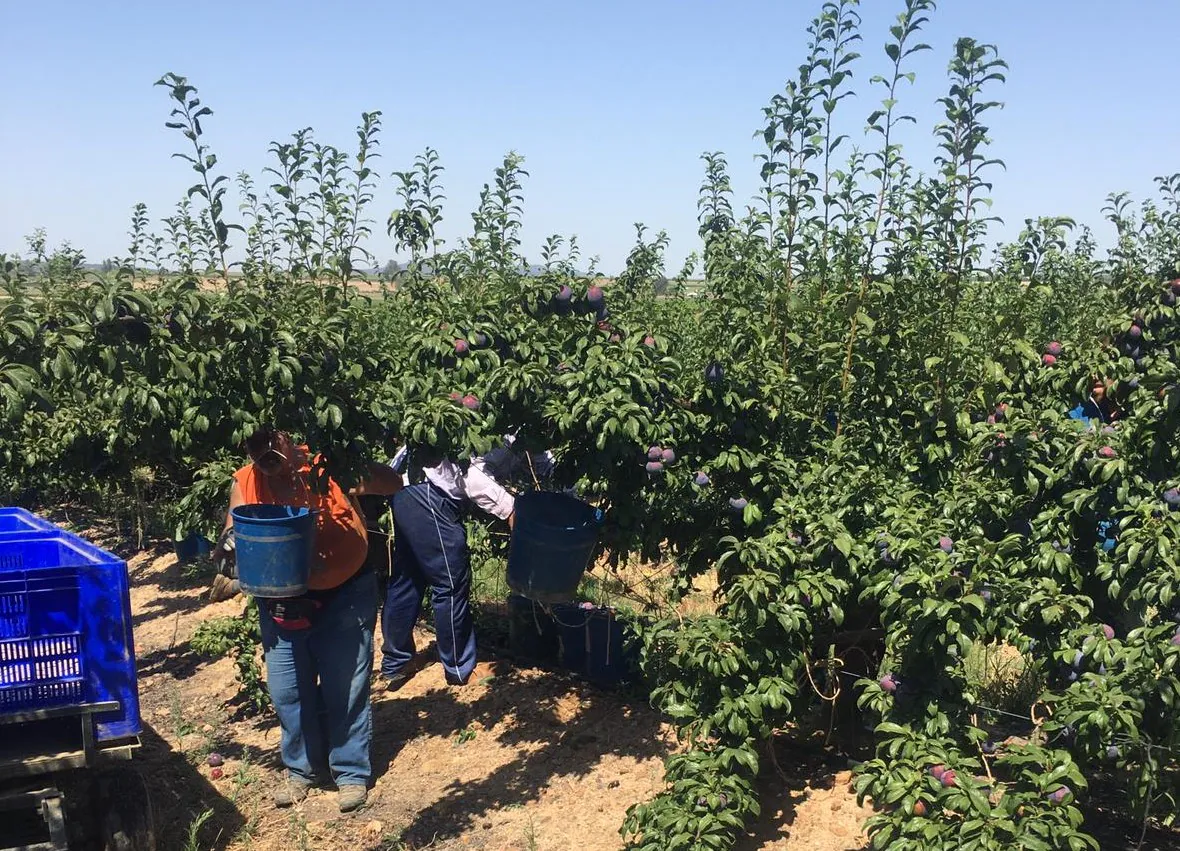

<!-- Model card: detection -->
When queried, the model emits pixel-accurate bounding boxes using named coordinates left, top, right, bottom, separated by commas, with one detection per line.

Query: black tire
left=96, top=766, right=156, bottom=851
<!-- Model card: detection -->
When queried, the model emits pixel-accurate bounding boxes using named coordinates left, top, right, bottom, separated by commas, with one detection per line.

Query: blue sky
left=1, top=0, right=1177, bottom=274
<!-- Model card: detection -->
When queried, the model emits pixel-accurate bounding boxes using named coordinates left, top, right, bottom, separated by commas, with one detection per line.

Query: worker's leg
left=312, top=570, right=377, bottom=789
left=380, top=486, right=428, bottom=679
left=258, top=605, right=326, bottom=785
left=401, top=484, right=476, bottom=685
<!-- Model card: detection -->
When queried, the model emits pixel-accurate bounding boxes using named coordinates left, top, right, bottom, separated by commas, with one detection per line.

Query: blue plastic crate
left=0, top=508, right=54, bottom=537
left=0, top=531, right=140, bottom=742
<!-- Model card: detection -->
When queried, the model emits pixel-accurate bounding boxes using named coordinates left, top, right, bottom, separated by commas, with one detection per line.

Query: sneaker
left=338, top=784, right=367, bottom=813
left=208, top=574, right=241, bottom=603
left=383, top=672, right=410, bottom=692
left=272, top=774, right=313, bottom=807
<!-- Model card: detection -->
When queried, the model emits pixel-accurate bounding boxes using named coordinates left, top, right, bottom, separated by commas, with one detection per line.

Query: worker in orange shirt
left=216, top=425, right=402, bottom=813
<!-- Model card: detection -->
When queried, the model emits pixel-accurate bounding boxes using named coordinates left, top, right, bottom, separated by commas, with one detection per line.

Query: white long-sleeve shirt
left=391, top=438, right=554, bottom=521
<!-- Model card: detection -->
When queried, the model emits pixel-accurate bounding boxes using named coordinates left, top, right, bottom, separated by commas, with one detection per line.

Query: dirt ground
left=108, top=539, right=872, bottom=851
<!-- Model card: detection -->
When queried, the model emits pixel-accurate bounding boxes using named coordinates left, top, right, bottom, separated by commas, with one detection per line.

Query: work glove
left=213, top=527, right=237, bottom=579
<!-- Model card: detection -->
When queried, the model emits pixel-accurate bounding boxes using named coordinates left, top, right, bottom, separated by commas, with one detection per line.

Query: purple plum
left=454, top=339, right=469, bottom=355
left=939, top=536, right=954, bottom=553
left=693, top=471, right=710, bottom=487
left=462, top=394, right=480, bottom=411
left=645, top=461, right=665, bottom=475
left=1102, top=623, right=1115, bottom=640
left=647, top=446, right=663, bottom=461
left=1046, top=341, right=1063, bottom=357
left=1042, top=353, right=1058, bottom=366
left=587, top=285, right=604, bottom=303
left=556, top=285, right=572, bottom=302
left=1164, top=488, right=1180, bottom=506
left=661, top=448, right=676, bottom=464
left=1098, top=446, right=1117, bottom=459
left=879, top=673, right=897, bottom=693
left=1049, top=786, right=1070, bottom=805
left=728, top=497, right=748, bottom=512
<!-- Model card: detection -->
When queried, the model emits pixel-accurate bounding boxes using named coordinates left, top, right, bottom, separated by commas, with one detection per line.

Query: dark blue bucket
left=174, top=532, right=212, bottom=563
left=231, top=504, right=318, bottom=598
left=506, top=492, right=603, bottom=604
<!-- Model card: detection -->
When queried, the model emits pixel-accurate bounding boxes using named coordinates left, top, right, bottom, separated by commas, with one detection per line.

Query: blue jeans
left=381, top=483, right=477, bottom=685
left=258, top=570, right=377, bottom=787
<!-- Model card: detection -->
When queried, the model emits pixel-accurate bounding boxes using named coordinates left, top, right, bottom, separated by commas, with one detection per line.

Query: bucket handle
left=546, top=603, right=601, bottom=630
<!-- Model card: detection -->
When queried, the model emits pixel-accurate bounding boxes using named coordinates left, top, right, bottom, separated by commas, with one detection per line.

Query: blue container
left=506, top=492, right=603, bottom=604
left=0, top=508, right=54, bottom=537
left=507, top=593, right=560, bottom=664
left=552, top=603, right=637, bottom=687
left=174, top=532, right=212, bottom=563
left=231, top=504, right=318, bottom=598
left=0, top=531, right=140, bottom=742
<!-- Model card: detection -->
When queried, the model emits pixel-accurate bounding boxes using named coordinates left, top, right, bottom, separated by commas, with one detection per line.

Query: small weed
left=168, top=686, right=195, bottom=751
left=191, top=604, right=269, bottom=713
left=180, top=555, right=215, bottom=582
left=181, top=808, right=215, bottom=851
left=523, top=816, right=539, bottom=851
left=229, top=746, right=261, bottom=803
left=454, top=724, right=477, bottom=747
left=287, top=810, right=313, bottom=851
left=231, top=812, right=261, bottom=847
left=378, top=830, right=410, bottom=850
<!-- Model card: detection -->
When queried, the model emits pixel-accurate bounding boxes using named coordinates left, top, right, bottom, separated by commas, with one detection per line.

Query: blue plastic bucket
left=231, top=505, right=318, bottom=598
left=506, top=492, right=603, bottom=604
left=174, top=532, right=212, bottom=563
